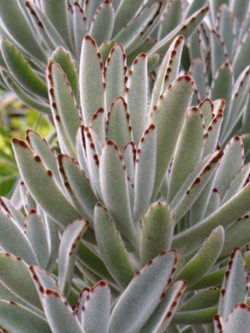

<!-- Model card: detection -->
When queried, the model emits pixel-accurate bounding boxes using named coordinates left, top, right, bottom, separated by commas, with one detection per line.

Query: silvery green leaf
left=82, top=281, right=111, bottom=333
left=113, top=2, right=162, bottom=52
left=59, top=219, right=88, bottom=295
left=0, top=197, right=24, bottom=227
left=123, top=141, right=136, bottom=208
left=0, top=210, right=38, bottom=264
left=151, top=35, right=185, bottom=109
left=210, top=62, right=233, bottom=129
left=24, top=210, right=50, bottom=269
left=48, top=62, right=81, bottom=157
left=210, top=30, right=228, bottom=77
left=158, top=0, right=182, bottom=39
left=184, top=0, right=207, bottom=18
left=75, top=126, right=89, bottom=176
left=173, top=307, right=217, bottom=324
left=202, top=100, right=224, bottom=157
left=19, top=181, right=37, bottom=214
left=214, top=304, right=250, bottom=332
left=190, top=59, right=207, bottom=98
left=140, top=202, right=175, bottom=267
left=26, top=130, right=62, bottom=190
left=168, top=107, right=204, bottom=201
left=3, top=74, right=51, bottom=114
left=99, top=140, right=136, bottom=242
left=171, top=150, right=223, bottom=222
left=218, top=248, right=248, bottom=320
left=57, top=154, right=97, bottom=221
left=84, top=0, right=102, bottom=24
left=72, top=2, right=87, bottom=57
left=109, top=250, right=177, bottom=333
left=127, top=53, right=147, bottom=145
left=0, top=0, right=45, bottom=61
left=133, top=125, right=156, bottom=221
left=12, top=138, right=80, bottom=228
left=233, top=29, right=250, bottom=79
left=173, top=182, right=250, bottom=252
left=89, top=0, right=114, bottom=46
left=221, top=163, right=250, bottom=204
left=141, top=280, right=187, bottom=333
left=40, top=0, right=73, bottom=50
left=0, top=252, right=41, bottom=310
left=1, top=39, right=47, bottom=99
left=106, top=97, right=132, bottom=151
left=221, top=215, right=250, bottom=258
left=94, top=203, right=134, bottom=289
left=42, top=288, right=82, bottom=333
left=176, top=226, right=224, bottom=286
left=213, top=136, right=244, bottom=199
left=112, top=0, right=145, bottom=35
left=90, top=107, right=106, bottom=144
left=0, top=300, right=51, bottom=333
left=230, top=0, right=249, bottom=26
left=104, top=43, right=126, bottom=111
left=200, top=98, right=213, bottom=128
left=49, top=47, right=78, bottom=98
left=150, top=74, right=194, bottom=198
left=80, top=35, right=105, bottom=125
left=217, top=5, right=234, bottom=59
left=203, top=188, right=220, bottom=218
left=149, top=7, right=209, bottom=59
left=179, top=288, right=220, bottom=312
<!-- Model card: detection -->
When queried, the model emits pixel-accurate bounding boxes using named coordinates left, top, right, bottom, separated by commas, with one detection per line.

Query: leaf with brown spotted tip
left=149, top=74, right=194, bottom=199
left=109, top=250, right=177, bottom=333
left=12, top=138, right=80, bottom=228
left=80, top=35, right=105, bottom=125
left=58, top=219, right=88, bottom=296
left=82, top=280, right=111, bottom=333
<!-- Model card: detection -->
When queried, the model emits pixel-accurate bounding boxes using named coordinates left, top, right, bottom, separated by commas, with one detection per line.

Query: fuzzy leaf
left=80, top=35, right=105, bottom=125
left=176, top=226, right=224, bottom=286
left=109, top=250, right=177, bottom=333
left=72, top=2, right=88, bottom=57
left=89, top=0, right=114, bottom=46
left=158, top=0, right=182, bottom=38
left=12, top=138, right=80, bottom=228
left=1, top=39, right=47, bottom=98
left=210, top=30, right=228, bottom=77
left=59, top=219, right=88, bottom=295
left=218, top=248, right=248, bottom=320
left=150, top=74, right=194, bottom=198
left=140, top=202, right=175, bottom=267
left=82, top=281, right=111, bottom=333
left=94, top=203, right=134, bottom=289
left=233, top=28, right=250, bottom=79
left=215, top=304, right=250, bottom=332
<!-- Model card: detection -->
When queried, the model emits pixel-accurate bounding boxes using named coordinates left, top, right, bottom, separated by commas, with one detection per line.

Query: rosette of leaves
left=0, top=35, right=246, bottom=331
left=186, top=0, right=250, bottom=151
left=0, top=0, right=209, bottom=113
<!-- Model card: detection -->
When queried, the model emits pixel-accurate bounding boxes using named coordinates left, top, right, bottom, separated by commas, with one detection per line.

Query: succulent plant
left=0, top=0, right=209, bottom=113
left=0, top=34, right=246, bottom=331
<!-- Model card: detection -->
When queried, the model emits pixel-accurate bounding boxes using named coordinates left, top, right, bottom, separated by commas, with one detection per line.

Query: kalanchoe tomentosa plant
left=0, top=32, right=247, bottom=332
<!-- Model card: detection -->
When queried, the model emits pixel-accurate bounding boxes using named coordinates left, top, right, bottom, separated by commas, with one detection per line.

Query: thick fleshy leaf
left=106, top=97, right=131, bottom=151
left=105, top=44, right=126, bottom=111
left=42, top=289, right=82, bottom=333
left=141, top=280, right=187, bottom=333
left=80, top=35, right=105, bottom=125
left=133, top=125, right=156, bottom=222
left=214, top=304, right=250, bottom=332
left=190, top=58, right=207, bottom=99
left=72, top=2, right=88, bottom=57
left=82, top=281, right=111, bottom=333
left=150, top=74, right=194, bottom=198
left=57, top=154, right=97, bottom=221
left=0, top=0, right=45, bottom=61
left=158, top=0, right=182, bottom=38
left=59, top=219, right=88, bottom=295
left=127, top=53, right=148, bottom=145
left=108, top=250, right=177, bottom=333
left=140, top=202, right=175, bottom=267
left=1, top=39, right=47, bottom=98
left=89, top=0, right=114, bottom=46
left=179, top=288, right=220, bottom=312
left=12, top=138, right=80, bottom=228
left=48, top=62, right=81, bottom=156
left=99, top=140, right=136, bottom=242
left=168, top=107, right=204, bottom=201
left=94, top=203, right=134, bottom=289
left=233, top=29, right=250, bottom=79
left=0, top=252, right=41, bottom=310
left=210, top=30, right=228, bottom=77
left=24, top=210, right=50, bottom=269
left=218, top=248, right=248, bottom=320
left=218, top=5, right=234, bottom=59
left=176, top=226, right=224, bottom=286
left=0, top=300, right=50, bottom=333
